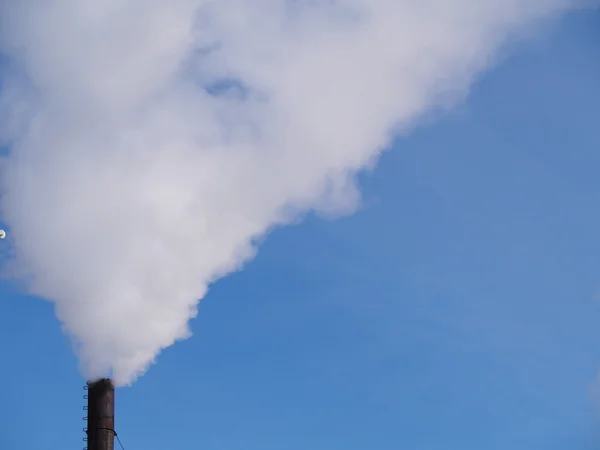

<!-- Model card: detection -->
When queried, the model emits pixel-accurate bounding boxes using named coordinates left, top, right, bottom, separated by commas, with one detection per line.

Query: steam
left=0, top=0, right=590, bottom=385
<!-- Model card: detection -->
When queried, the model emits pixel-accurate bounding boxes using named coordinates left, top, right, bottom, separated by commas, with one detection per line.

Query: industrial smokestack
left=86, top=378, right=115, bottom=450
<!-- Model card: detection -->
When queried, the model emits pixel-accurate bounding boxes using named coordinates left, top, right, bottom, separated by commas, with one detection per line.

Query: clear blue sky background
left=1, top=9, right=599, bottom=450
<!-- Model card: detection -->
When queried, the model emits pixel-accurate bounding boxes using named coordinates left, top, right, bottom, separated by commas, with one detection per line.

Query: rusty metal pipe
left=87, top=378, right=115, bottom=450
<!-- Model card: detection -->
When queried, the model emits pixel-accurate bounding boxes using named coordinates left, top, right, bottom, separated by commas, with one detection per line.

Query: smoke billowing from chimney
left=0, top=0, right=591, bottom=385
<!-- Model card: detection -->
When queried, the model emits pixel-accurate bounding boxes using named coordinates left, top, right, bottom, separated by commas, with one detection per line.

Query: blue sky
left=1, top=8, right=600, bottom=450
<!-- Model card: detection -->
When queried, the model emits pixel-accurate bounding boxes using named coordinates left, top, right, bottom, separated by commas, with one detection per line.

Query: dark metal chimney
left=86, top=378, right=115, bottom=450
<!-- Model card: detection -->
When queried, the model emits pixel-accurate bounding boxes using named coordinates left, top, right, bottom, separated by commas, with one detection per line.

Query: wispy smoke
left=0, top=0, right=590, bottom=385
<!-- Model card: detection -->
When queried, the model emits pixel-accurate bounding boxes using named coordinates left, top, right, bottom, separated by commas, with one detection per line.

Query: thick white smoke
left=0, top=0, right=591, bottom=385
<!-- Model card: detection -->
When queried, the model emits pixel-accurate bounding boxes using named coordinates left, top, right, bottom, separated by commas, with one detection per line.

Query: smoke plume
left=0, top=0, right=591, bottom=385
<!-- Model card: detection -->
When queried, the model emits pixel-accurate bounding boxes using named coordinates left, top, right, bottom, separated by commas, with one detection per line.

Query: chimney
left=86, top=378, right=115, bottom=450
